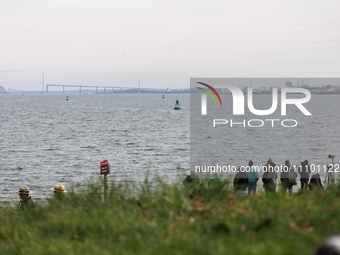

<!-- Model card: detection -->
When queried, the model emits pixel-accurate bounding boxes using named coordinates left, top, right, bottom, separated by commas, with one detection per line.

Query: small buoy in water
left=174, top=100, right=180, bottom=110
left=162, top=95, right=165, bottom=99
left=66, top=96, right=69, bottom=101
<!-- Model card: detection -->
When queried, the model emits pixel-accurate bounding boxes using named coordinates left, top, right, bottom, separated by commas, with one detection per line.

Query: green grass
left=0, top=179, right=339, bottom=255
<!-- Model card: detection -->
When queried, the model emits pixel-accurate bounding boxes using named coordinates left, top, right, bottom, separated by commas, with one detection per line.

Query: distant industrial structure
left=195, top=80, right=340, bottom=95
left=0, top=86, right=6, bottom=94
left=283, top=80, right=339, bottom=94
left=238, top=80, right=340, bottom=94
left=285, top=80, right=293, bottom=87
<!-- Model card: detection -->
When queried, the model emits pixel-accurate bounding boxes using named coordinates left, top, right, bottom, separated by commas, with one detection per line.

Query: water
left=1, top=93, right=339, bottom=203
left=0, top=94, right=190, bottom=203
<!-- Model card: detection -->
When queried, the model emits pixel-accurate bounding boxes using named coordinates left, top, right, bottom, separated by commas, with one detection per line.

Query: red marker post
left=100, top=160, right=110, bottom=202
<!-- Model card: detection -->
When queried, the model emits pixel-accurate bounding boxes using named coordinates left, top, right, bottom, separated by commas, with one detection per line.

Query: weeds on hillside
left=0, top=178, right=340, bottom=255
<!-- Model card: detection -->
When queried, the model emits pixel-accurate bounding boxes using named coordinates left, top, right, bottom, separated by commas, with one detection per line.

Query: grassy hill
left=0, top=179, right=339, bottom=255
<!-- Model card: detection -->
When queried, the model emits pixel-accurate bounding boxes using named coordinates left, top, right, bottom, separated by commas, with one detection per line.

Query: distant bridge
left=6, top=88, right=43, bottom=94
left=4, top=85, right=177, bottom=95
left=46, top=84, right=165, bottom=94
left=7, top=88, right=24, bottom=93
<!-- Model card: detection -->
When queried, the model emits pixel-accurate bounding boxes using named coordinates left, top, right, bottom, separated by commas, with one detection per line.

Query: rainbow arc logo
left=196, top=81, right=312, bottom=117
left=196, top=82, right=222, bottom=106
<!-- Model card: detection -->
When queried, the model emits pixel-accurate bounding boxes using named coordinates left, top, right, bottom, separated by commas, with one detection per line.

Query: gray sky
left=0, top=0, right=340, bottom=91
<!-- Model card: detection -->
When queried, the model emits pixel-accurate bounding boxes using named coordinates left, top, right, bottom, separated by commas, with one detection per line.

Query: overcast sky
left=0, top=0, right=339, bottom=91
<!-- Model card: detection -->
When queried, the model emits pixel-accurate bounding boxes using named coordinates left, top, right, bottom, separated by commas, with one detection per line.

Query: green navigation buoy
left=162, top=95, right=165, bottom=99
left=174, top=100, right=180, bottom=110
left=66, top=96, right=69, bottom=101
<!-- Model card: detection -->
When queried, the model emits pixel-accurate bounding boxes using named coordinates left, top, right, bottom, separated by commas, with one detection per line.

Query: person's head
left=237, top=166, right=244, bottom=172
left=17, top=185, right=31, bottom=199
left=51, top=184, right=67, bottom=195
left=285, top=160, right=290, bottom=166
left=248, top=160, right=253, bottom=166
left=304, top=160, right=308, bottom=165
left=213, top=172, right=219, bottom=178
left=267, top=158, right=273, bottom=163
left=189, top=169, right=197, bottom=177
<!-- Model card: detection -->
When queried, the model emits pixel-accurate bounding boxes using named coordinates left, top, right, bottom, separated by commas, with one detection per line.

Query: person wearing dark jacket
left=17, top=186, right=34, bottom=208
left=298, top=160, right=311, bottom=190
left=309, top=174, right=324, bottom=191
left=183, top=169, right=199, bottom=186
left=234, top=166, right=248, bottom=195
left=183, top=169, right=200, bottom=197
left=262, top=158, right=277, bottom=193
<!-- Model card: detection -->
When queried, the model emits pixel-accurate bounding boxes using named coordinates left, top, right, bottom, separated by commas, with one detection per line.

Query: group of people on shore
left=18, top=159, right=328, bottom=208
left=16, top=183, right=67, bottom=208
left=184, top=158, right=327, bottom=195
left=233, top=158, right=325, bottom=195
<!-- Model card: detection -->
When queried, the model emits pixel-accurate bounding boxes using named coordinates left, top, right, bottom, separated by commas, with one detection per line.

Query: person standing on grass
left=298, top=160, right=311, bottom=190
left=208, top=171, right=223, bottom=187
left=234, top=166, right=248, bottom=196
left=245, top=160, right=259, bottom=195
left=51, top=184, right=67, bottom=195
left=183, top=169, right=199, bottom=186
left=17, top=185, right=34, bottom=208
left=281, top=160, right=297, bottom=195
left=309, top=174, right=324, bottom=191
left=183, top=169, right=200, bottom=197
left=263, top=158, right=278, bottom=193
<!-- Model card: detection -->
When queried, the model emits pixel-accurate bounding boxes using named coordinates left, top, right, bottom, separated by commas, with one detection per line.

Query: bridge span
left=46, top=84, right=143, bottom=94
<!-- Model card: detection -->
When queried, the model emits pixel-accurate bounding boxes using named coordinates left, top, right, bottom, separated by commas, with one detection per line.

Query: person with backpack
left=245, top=160, right=259, bottom=195
left=280, top=160, right=297, bottom=195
